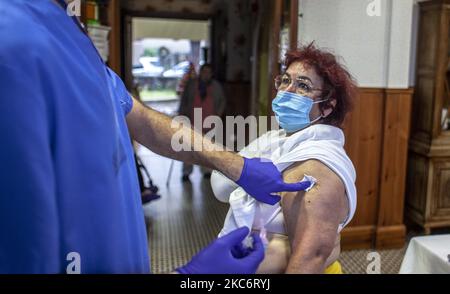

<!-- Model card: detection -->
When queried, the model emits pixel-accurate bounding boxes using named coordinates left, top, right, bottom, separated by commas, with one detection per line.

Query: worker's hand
left=236, top=157, right=311, bottom=205
left=176, top=227, right=264, bottom=274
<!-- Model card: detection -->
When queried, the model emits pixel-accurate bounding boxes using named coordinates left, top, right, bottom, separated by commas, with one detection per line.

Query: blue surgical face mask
left=272, top=91, right=328, bottom=133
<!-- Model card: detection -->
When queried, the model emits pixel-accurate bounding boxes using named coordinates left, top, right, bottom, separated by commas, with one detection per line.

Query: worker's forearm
left=127, top=98, right=244, bottom=181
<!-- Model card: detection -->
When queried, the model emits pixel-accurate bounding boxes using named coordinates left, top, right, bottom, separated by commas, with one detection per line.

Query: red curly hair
left=284, top=42, right=358, bottom=127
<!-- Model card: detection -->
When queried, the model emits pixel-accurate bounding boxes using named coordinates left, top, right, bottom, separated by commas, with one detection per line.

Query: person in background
left=176, top=61, right=197, bottom=97
left=178, top=64, right=227, bottom=181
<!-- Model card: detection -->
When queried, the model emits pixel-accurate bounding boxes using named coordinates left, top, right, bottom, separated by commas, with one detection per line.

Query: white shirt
left=211, top=124, right=357, bottom=237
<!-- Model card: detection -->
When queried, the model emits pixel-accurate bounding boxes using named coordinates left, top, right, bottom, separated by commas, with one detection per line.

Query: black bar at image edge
left=0, top=274, right=445, bottom=292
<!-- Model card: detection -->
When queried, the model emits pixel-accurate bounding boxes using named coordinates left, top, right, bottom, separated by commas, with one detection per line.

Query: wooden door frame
left=267, top=0, right=282, bottom=115
left=290, top=0, right=299, bottom=50
left=107, top=0, right=121, bottom=74
left=267, top=0, right=299, bottom=115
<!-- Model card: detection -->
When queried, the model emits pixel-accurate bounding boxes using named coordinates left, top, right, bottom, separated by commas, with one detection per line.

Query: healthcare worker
left=0, top=0, right=310, bottom=274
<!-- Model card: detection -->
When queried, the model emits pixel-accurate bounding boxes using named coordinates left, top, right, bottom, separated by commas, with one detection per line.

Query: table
left=399, top=234, right=450, bottom=274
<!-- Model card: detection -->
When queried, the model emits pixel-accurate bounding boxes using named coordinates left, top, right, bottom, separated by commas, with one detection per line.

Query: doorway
left=124, top=13, right=210, bottom=114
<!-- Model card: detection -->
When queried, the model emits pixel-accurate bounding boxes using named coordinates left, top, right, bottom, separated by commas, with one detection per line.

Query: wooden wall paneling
left=342, top=90, right=361, bottom=172
left=341, top=226, right=376, bottom=250
left=375, top=225, right=406, bottom=249
left=341, top=88, right=385, bottom=249
left=376, top=88, right=414, bottom=249
left=352, top=89, right=384, bottom=227
left=341, top=88, right=412, bottom=249
left=342, top=90, right=362, bottom=224
left=341, top=89, right=373, bottom=249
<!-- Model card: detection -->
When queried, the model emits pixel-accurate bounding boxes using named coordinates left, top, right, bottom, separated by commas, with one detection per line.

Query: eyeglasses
left=275, top=74, right=324, bottom=96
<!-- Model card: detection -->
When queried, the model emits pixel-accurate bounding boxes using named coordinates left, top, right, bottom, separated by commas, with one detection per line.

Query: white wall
left=298, top=0, right=416, bottom=89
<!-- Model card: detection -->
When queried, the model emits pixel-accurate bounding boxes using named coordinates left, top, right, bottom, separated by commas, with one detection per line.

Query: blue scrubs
left=0, top=0, right=150, bottom=273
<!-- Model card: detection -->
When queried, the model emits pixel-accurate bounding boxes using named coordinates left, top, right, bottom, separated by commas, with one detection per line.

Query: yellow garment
left=324, top=261, right=343, bottom=274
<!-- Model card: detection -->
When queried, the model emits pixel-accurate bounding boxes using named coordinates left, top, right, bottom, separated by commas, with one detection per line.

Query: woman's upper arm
left=280, top=160, right=348, bottom=272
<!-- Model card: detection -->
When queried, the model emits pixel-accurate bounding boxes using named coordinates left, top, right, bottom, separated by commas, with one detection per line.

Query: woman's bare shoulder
left=283, top=160, right=344, bottom=192
left=281, top=159, right=348, bottom=221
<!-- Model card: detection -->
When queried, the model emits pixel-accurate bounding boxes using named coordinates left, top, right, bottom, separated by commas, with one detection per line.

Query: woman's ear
left=322, top=99, right=337, bottom=118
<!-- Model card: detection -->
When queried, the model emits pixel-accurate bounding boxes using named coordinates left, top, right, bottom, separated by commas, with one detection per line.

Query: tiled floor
left=340, top=247, right=407, bottom=274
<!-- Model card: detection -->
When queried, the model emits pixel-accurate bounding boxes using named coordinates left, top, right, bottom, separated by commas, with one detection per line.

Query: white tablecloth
left=399, top=235, right=450, bottom=274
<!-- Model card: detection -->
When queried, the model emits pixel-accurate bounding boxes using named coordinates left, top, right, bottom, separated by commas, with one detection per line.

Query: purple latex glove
left=236, top=157, right=312, bottom=205
left=176, top=227, right=264, bottom=274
